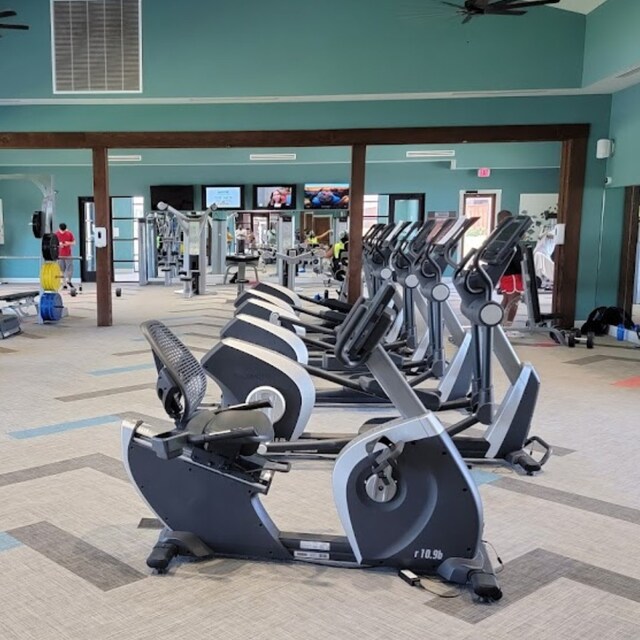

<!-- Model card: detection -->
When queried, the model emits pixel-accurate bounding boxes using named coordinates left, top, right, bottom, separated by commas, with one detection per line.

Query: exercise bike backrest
left=334, top=284, right=397, bottom=369
left=141, top=319, right=208, bottom=429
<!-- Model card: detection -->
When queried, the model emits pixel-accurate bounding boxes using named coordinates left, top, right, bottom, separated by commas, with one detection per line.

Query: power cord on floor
left=399, top=569, right=464, bottom=599
left=482, top=538, right=504, bottom=574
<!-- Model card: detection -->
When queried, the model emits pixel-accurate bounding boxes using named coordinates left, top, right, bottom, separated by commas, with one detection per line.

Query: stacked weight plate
left=39, top=235, right=64, bottom=322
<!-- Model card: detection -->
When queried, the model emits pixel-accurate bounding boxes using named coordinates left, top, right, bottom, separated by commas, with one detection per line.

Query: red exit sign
left=477, top=167, right=491, bottom=178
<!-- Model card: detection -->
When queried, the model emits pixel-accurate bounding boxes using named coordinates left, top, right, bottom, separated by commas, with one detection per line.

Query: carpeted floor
left=0, top=272, right=639, bottom=640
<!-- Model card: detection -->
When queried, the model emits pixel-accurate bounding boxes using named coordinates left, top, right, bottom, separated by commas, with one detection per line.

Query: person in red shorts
left=496, top=210, right=524, bottom=336
left=55, top=222, right=76, bottom=289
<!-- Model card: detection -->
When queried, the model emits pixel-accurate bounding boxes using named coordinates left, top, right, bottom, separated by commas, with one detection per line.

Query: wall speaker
left=596, top=139, right=614, bottom=159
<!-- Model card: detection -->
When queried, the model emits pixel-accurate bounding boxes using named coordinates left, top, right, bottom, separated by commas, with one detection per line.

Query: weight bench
left=0, top=290, right=40, bottom=318
left=224, top=255, right=260, bottom=285
left=520, top=247, right=568, bottom=345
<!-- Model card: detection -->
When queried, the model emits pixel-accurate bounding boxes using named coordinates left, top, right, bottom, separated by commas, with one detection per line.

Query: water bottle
left=616, top=323, right=625, bottom=341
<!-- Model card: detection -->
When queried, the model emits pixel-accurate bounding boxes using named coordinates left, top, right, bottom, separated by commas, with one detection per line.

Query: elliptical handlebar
left=390, top=221, right=421, bottom=270
left=335, top=284, right=396, bottom=368
left=371, top=224, right=397, bottom=264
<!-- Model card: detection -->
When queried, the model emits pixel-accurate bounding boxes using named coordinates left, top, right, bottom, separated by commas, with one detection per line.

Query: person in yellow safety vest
left=307, top=230, right=319, bottom=247
left=326, top=232, right=349, bottom=260
left=306, top=228, right=332, bottom=250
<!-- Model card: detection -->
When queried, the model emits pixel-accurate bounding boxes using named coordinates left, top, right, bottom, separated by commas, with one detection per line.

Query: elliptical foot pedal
left=469, top=571, right=502, bottom=602
left=147, top=542, right=179, bottom=573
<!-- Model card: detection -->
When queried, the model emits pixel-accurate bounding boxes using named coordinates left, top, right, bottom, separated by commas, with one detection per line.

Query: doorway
left=460, top=190, right=500, bottom=254
left=388, top=193, right=425, bottom=224
left=78, top=195, right=143, bottom=283
left=618, top=186, right=640, bottom=322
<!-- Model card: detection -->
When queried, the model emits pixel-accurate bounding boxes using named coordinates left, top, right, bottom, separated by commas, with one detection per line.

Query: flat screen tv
left=150, top=185, right=194, bottom=211
left=253, top=185, right=296, bottom=210
left=304, top=184, right=350, bottom=210
left=202, top=185, right=244, bottom=210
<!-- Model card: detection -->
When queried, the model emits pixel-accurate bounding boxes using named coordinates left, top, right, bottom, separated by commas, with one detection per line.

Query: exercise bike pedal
left=469, top=571, right=502, bottom=602
left=147, top=542, right=179, bottom=573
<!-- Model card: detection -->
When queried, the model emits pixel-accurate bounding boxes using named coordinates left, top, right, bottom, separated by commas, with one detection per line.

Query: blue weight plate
left=40, top=292, right=63, bottom=322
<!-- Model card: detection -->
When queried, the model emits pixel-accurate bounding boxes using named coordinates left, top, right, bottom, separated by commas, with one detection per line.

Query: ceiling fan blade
left=499, top=0, right=559, bottom=7
left=462, top=13, right=474, bottom=23
left=486, top=8, right=527, bottom=14
left=0, top=23, right=30, bottom=30
left=0, top=10, right=17, bottom=18
left=441, top=1, right=466, bottom=7
left=492, top=0, right=559, bottom=6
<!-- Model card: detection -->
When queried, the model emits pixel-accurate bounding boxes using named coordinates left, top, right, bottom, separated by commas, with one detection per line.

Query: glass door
left=112, top=197, right=143, bottom=283
left=388, top=193, right=425, bottom=223
left=78, top=196, right=143, bottom=283
left=79, top=197, right=97, bottom=282
left=461, top=192, right=497, bottom=254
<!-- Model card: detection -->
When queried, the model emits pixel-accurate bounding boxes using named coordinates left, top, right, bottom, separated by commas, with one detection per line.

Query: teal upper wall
left=0, top=142, right=562, bottom=171
left=0, top=95, right=609, bottom=131
left=0, top=0, right=587, bottom=99
left=583, top=0, right=640, bottom=86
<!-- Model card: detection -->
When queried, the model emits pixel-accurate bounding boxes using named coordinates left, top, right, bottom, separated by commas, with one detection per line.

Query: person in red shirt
left=55, top=222, right=76, bottom=289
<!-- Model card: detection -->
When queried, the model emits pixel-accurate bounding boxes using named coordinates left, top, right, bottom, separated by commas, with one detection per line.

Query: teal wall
left=0, top=95, right=608, bottom=131
left=0, top=0, right=585, bottom=99
left=595, top=186, right=626, bottom=303
left=607, top=83, right=640, bottom=187
left=583, top=0, right=640, bottom=86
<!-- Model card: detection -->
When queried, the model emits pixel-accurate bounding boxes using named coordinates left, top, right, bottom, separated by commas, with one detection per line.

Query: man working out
left=55, top=222, right=75, bottom=289
left=496, top=210, right=524, bottom=337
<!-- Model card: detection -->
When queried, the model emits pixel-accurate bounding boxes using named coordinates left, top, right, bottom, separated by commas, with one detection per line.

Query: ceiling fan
left=442, top=0, right=561, bottom=24
left=0, top=9, right=29, bottom=36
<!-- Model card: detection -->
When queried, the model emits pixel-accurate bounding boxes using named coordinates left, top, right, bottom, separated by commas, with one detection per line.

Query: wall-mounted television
left=304, top=183, right=350, bottom=210
left=202, top=185, right=244, bottom=210
left=253, top=185, right=296, bottom=210
left=150, top=185, right=194, bottom=211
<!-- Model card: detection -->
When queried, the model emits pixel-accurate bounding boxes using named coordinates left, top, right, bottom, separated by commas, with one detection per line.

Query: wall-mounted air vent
left=249, top=153, right=297, bottom=161
left=406, top=150, right=455, bottom=159
left=51, top=0, right=142, bottom=93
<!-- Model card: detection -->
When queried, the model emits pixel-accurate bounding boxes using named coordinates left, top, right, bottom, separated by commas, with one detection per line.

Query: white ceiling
left=551, top=0, right=608, bottom=14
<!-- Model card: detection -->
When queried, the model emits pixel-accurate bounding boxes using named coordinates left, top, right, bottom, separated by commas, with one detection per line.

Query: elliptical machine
left=122, top=284, right=502, bottom=601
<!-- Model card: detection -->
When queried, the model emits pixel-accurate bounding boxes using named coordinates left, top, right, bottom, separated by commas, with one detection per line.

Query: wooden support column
left=92, top=147, right=112, bottom=327
left=347, top=144, right=366, bottom=304
left=554, top=137, right=588, bottom=327
left=618, top=186, right=640, bottom=315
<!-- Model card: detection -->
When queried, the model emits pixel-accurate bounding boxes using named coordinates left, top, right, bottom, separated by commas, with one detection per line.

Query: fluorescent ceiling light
left=249, top=153, right=297, bottom=161
left=108, top=154, right=142, bottom=162
left=406, top=150, right=455, bottom=159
